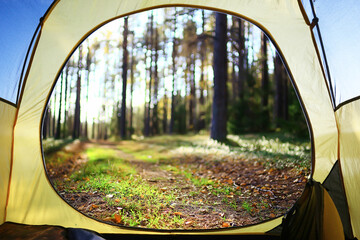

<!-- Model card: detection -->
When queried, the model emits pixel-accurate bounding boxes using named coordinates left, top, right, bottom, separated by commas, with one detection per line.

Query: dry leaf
left=103, top=217, right=113, bottom=222
left=222, top=222, right=230, bottom=228
left=114, top=213, right=122, bottom=224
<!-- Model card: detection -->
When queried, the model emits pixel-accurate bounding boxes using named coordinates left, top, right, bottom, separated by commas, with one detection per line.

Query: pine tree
left=211, top=13, right=228, bottom=142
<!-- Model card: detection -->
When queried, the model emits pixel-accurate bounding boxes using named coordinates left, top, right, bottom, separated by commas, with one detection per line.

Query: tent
left=0, top=0, right=359, bottom=239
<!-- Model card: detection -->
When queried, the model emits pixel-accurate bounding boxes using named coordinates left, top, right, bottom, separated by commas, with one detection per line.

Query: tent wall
left=0, top=102, right=16, bottom=224
left=336, top=99, right=360, bottom=237
left=6, top=0, right=339, bottom=235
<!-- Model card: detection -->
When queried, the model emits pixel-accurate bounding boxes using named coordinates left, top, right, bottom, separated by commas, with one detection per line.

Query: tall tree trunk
left=63, top=62, right=70, bottom=138
left=43, top=105, right=50, bottom=139
left=51, top=92, right=56, bottom=137
left=283, top=76, right=289, bottom=121
left=169, top=9, right=177, bottom=134
left=91, top=118, right=95, bottom=139
left=162, top=94, right=168, bottom=133
left=189, top=53, right=196, bottom=131
left=144, top=27, right=149, bottom=136
left=237, top=18, right=246, bottom=100
left=129, top=36, right=135, bottom=136
left=73, top=45, right=82, bottom=139
left=231, top=17, right=238, bottom=102
left=144, top=12, right=154, bottom=137
left=274, top=53, right=283, bottom=127
left=152, top=27, right=159, bottom=135
left=274, top=53, right=289, bottom=123
left=84, top=42, right=92, bottom=139
left=211, top=13, right=228, bottom=142
left=120, top=17, right=129, bottom=139
left=162, top=28, right=168, bottom=134
left=261, top=33, right=269, bottom=130
left=55, top=73, right=64, bottom=139
left=198, top=9, right=206, bottom=131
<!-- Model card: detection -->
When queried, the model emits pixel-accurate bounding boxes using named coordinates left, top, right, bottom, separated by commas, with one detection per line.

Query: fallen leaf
left=174, top=212, right=182, bottom=216
left=103, top=217, right=113, bottom=221
left=89, top=204, right=99, bottom=211
left=222, top=222, right=230, bottom=228
left=270, top=213, right=276, bottom=218
left=114, top=213, right=122, bottom=224
left=114, top=198, right=120, bottom=203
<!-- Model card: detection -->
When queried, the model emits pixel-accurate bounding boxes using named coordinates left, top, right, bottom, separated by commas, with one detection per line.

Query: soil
left=47, top=140, right=308, bottom=230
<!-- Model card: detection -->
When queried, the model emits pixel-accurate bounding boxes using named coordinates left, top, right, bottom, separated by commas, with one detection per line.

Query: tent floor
left=0, top=222, right=281, bottom=240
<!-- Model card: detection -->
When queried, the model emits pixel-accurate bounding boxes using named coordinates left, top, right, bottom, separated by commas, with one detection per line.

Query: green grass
left=164, top=133, right=310, bottom=170
left=242, top=201, right=253, bottom=213
left=43, top=138, right=74, bottom=154
left=62, top=146, right=182, bottom=229
left=227, top=134, right=310, bottom=169
left=47, top=132, right=310, bottom=229
left=117, top=141, right=172, bottom=163
left=70, top=147, right=136, bottom=181
left=44, top=150, right=73, bottom=165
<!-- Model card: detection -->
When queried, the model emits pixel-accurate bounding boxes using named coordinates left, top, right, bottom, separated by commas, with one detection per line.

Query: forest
left=43, top=8, right=310, bottom=229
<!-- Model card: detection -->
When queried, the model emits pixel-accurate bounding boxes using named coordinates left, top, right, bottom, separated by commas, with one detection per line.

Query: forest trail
left=47, top=137, right=308, bottom=229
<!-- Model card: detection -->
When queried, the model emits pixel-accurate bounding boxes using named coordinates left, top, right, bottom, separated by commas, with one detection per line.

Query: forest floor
left=44, top=134, right=310, bottom=230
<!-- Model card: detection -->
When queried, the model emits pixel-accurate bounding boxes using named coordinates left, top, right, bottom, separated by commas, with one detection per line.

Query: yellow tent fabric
left=323, top=188, right=344, bottom=240
left=0, top=0, right=355, bottom=238
left=336, top=100, right=360, bottom=237
left=0, top=102, right=16, bottom=224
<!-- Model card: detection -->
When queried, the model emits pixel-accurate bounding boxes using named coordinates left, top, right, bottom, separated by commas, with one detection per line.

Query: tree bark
left=120, top=17, right=129, bottom=139
left=169, top=9, right=177, bottom=134
left=129, top=36, right=135, bottom=136
left=261, top=32, right=269, bottom=130
left=73, top=45, right=82, bottom=139
left=55, top=73, right=64, bottom=139
left=43, top=105, right=50, bottom=139
left=189, top=53, right=196, bottom=131
left=84, top=42, right=92, bottom=139
left=62, top=62, right=70, bottom=138
left=152, top=27, right=160, bottom=135
left=198, top=9, right=206, bottom=131
left=211, top=13, right=228, bottom=142
left=51, top=91, right=56, bottom=137
left=237, top=18, right=246, bottom=100
left=144, top=12, right=154, bottom=137
left=274, top=53, right=289, bottom=124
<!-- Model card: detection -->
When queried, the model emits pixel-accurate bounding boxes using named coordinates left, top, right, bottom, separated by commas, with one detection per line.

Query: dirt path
left=48, top=140, right=307, bottom=229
